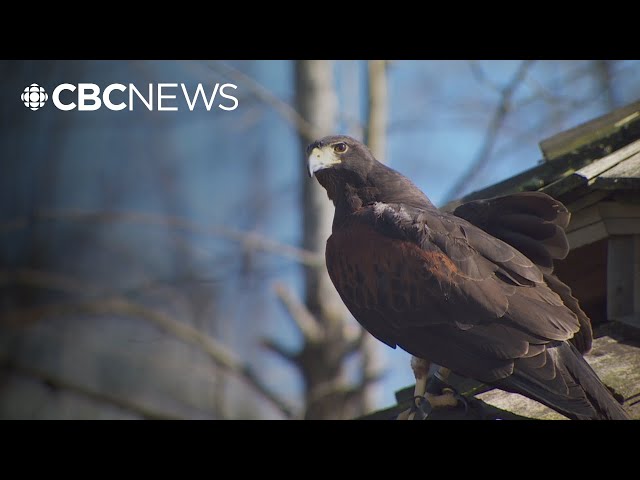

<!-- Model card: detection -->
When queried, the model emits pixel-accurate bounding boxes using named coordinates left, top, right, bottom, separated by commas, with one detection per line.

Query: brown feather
left=311, top=134, right=628, bottom=419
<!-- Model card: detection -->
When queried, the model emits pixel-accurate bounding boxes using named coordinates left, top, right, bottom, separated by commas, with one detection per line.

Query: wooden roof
left=361, top=322, right=640, bottom=420
left=443, top=99, right=640, bottom=212
left=360, top=99, right=640, bottom=420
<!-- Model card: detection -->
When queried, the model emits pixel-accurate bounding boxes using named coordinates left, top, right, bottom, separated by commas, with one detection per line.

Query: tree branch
left=473, top=63, right=618, bottom=163
left=443, top=60, right=535, bottom=203
left=1, top=291, right=296, bottom=418
left=0, top=355, right=182, bottom=420
left=260, top=338, right=297, bottom=364
left=273, top=282, right=323, bottom=343
left=347, top=368, right=388, bottom=401
left=305, top=367, right=386, bottom=408
left=338, top=328, right=365, bottom=361
left=0, top=209, right=323, bottom=268
left=0, top=268, right=105, bottom=296
left=203, top=60, right=322, bottom=141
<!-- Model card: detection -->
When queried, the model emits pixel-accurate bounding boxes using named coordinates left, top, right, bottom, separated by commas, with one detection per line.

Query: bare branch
left=482, top=64, right=622, bottom=162
left=0, top=268, right=105, bottom=296
left=273, top=282, right=323, bottom=343
left=306, top=368, right=386, bottom=408
left=353, top=368, right=388, bottom=395
left=260, top=338, right=297, bottom=363
left=338, top=328, right=365, bottom=361
left=518, top=62, right=607, bottom=110
left=443, top=60, right=535, bottom=203
left=469, top=60, right=503, bottom=93
left=0, top=209, right=323, bottom=268
left=112, top=298, right=296, bottom=418
left=0, top=355, right=181, bottom=420
left=1, top=292, right=295, bottom=418
left=203, top=61, right=322, bottom=141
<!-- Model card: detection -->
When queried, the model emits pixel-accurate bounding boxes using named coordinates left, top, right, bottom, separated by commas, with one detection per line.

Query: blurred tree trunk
left=595, top=60, right=617, bottom=110
left=294, top=60, right=365, bottom=419
left=358, top=59, right=389, bottom=412
left=366, top=60, right=387, bottom=162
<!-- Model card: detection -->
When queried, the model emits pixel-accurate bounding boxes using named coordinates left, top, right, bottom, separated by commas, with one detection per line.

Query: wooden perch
left=359, top=321, right=640, bottom=420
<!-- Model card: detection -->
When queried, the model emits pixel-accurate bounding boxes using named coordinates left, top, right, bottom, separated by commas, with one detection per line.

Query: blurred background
left=1, top=60, right=639, bottom=419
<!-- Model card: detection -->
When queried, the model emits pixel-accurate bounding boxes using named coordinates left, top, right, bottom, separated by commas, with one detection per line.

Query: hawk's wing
left=326, top=201, right=590, bottom=410
left=452, top=191, right=570, bottom=273
left=453, top=192, right=592, bottom=353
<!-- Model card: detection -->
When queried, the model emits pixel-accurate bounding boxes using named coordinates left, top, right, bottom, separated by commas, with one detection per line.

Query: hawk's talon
left=446, top=388, right=469, bottom=415
left=444, top=388, right=491, bottom=419
left=409, top=395, right=432, bottom=420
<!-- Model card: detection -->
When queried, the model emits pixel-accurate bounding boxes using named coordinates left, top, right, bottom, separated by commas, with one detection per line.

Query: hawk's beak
left=308, top=147, right=341, bottom=177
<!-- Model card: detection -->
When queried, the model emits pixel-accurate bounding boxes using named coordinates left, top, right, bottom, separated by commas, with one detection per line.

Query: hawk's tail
left=556, top=342, right=630, bottom=420
left=499, top=342, right=630, bottom=420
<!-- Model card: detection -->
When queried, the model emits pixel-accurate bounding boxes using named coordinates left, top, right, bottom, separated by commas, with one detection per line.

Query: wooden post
left=607, top=235, right=640, bottom=328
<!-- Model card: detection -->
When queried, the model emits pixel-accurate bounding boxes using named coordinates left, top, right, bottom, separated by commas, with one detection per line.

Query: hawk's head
left=307, top=135, right=376, bottom=178
left=306, top=135, right=432, bottom=210
left=306, top=135, right=382, bottom=205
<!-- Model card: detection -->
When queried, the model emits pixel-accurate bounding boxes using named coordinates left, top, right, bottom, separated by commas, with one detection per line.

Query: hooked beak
left=308, top=147, right=341, bottom=177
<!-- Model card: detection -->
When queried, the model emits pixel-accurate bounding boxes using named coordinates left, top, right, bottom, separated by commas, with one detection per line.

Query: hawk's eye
left=333, top=142, right=348, bottom=154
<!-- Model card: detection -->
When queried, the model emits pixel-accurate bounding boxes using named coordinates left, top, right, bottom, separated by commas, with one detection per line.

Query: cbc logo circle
left=21, top=83, right=49, bottom=111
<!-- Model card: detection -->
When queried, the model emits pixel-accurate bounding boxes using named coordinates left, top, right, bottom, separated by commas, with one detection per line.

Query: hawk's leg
left=426, top=366, right=468, bottom=413
left=397, top=357, right=430, bottom=420
left=397, top=358, right=461, bottom=420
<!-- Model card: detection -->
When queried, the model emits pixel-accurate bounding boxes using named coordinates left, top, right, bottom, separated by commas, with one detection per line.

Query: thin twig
left=1, top=275, right=296, bottom=418
left=260, top=338, right=297, bottom=363
left=353, top=368, right=388, bottom=394
left=474, top=64, right=616, bottom=163
left=338, top=329, right=366, bottom=362
left=204, top=61, right=321, bottom=141
left=0, top=209, right=323, bottom=268
left=0, top=268, right=106, bottom=296
left=518, top=61, right=608, bottom=110
left=443, top=60, right=535, bottom=202
left=469, top=61, right=503, bottom=93
left=273, top=282, right=322, bottom=343
left=105, top=298, right=296, bottom=418
left=0, top=355, right=181, bottom=420
left=305, top=367, right=386, bottom=408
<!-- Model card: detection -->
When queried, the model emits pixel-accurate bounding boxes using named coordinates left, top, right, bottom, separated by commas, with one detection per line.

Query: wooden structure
left=361, top=99, right=640, bottom=420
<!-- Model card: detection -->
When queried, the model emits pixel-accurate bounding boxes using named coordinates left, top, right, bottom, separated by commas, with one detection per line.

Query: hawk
left=307, top=135, right=629, bottom=420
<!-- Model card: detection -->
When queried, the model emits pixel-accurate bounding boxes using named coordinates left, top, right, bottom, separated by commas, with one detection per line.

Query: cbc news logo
left=21, top=82, right=238, bottom=112
left=21, top=83, right=49, bottom=111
